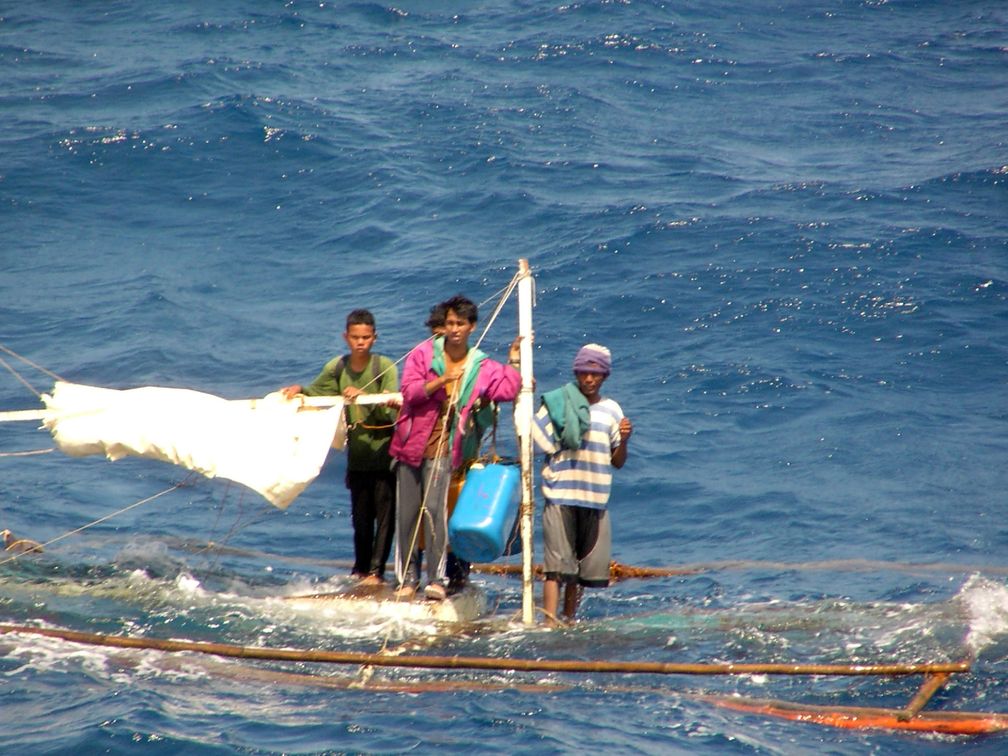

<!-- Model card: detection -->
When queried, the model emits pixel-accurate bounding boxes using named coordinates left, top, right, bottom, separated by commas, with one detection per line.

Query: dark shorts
left=542, top=504, right=611, bottom=588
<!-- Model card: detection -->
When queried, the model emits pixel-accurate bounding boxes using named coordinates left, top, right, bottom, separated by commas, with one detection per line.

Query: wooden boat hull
left=700, top=694, right=1008, bottom=735
left=280, top=582, right=487, bottom=625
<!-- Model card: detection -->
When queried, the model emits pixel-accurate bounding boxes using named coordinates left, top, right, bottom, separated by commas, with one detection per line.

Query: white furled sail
left=41, top=382, right=347, bottom=509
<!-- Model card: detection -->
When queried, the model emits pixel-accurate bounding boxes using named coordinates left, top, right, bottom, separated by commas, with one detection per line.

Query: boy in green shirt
left=282, top=309, right=399, bottom=584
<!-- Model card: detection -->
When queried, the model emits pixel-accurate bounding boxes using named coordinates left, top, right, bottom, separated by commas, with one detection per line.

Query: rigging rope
left=0, top=355, right=44, bottom=399
left=334, top=275, right=523, bottom=398
left=0, top=343, right=67, bottom=397
left=382, top=272, right=524, bottom=652
left=0, top=448, right=54, bottom=457
left=129, top=540, right=1008, bottom=581
left=0, top=480, right=188, bottom=567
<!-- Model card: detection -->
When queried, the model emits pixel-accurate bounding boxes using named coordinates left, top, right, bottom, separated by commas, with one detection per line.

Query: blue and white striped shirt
left=532, top=397, right=624, bottom=510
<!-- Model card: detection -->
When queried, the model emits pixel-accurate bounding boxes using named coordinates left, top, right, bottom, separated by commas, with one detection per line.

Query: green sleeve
left=369, top=356, right=399, bottom=424
left=301, top=356, right=342, bottom=396
left=380, top=356, right=399, bottom=392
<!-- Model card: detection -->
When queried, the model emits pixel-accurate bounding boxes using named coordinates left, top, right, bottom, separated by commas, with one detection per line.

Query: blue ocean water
left=1, top=1, right=1007, bottom=752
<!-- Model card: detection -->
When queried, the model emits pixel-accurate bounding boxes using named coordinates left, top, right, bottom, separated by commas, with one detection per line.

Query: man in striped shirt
left=532, top=343, right=633, bottom=625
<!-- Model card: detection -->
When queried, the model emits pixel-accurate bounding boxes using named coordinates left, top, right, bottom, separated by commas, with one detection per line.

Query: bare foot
left=393, top=584, right=416, bottom=600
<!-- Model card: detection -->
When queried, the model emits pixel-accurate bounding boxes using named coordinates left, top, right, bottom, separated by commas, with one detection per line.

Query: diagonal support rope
left=0, top=481, right=189, bottom=567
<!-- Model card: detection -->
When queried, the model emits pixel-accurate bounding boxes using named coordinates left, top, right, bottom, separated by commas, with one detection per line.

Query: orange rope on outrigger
left=471, top=560, right=701, bottom=580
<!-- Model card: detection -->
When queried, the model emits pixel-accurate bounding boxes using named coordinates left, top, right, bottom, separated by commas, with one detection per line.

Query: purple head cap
left=572, top=343, right=611, bottom=375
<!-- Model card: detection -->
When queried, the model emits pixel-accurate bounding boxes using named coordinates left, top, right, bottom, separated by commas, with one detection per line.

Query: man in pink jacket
left=391, top=294, right=522, bottom=601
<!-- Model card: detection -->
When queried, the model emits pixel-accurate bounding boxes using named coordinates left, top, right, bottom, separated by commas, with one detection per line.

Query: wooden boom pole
left=0, top=391, right=404, bottom=424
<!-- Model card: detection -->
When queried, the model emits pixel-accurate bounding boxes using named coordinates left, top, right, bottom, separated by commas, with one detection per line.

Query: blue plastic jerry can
left=448, top=463, right=521, bottom=563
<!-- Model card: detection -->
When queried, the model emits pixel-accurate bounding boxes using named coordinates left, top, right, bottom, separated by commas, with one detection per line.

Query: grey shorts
left=542, top=504, right=611, bottom=588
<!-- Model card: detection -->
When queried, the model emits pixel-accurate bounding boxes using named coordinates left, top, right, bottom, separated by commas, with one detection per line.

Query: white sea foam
left=957, top=574, right=1008, bottom=655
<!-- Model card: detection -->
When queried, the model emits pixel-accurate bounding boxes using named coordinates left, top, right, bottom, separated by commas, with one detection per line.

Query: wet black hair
left=346, top=308, right=376, bottom=329
left=442, top=294, right=478, bottom=324
left=425, top=302, right=447, bottom=330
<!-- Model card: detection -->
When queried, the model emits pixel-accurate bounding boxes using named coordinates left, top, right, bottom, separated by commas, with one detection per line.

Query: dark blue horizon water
left=2, top=2, right=1007, bottom=753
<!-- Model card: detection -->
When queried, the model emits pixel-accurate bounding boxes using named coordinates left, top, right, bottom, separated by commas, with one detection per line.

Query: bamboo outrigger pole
left=900, top=672, right=951, bottom=721
left=0, top=624, right=970, bottom=677
left=515, top=258, right=536, bottom=625
left=4, top=623, right=999, bottom=736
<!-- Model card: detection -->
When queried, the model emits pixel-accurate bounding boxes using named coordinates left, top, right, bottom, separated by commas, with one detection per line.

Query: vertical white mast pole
left=515, top=259, right=536, bottom=625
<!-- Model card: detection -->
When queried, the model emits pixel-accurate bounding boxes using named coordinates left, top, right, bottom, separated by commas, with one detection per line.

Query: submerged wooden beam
left=0, top=623, right=970, bottom=677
